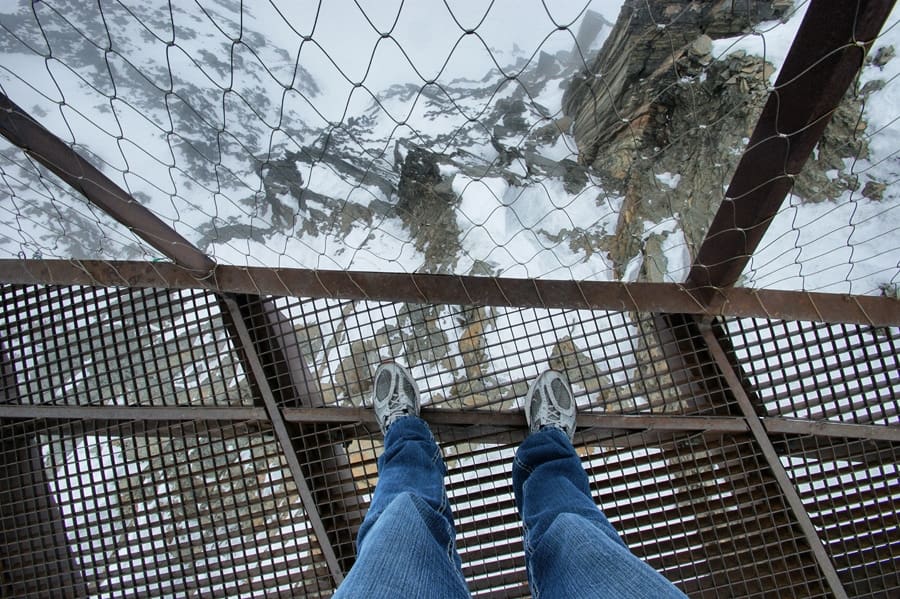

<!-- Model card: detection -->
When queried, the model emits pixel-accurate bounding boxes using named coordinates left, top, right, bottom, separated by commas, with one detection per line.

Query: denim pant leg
left=513, top=427, right=686, bottom=599
left=333, top=416, right=470, bottom=598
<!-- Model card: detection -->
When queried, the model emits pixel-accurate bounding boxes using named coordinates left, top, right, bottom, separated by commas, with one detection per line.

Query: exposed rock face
left=563, top=0, right=792, bottom=171
left=182, top=0, right=885, bottom=288
left=396, top=146, right=463, bottom=273
left=561, top=1, right=893, bottom=282
left=562, top=0, right=794, bottom=280
left=259, top=150, right=306, bottom=227
left=563, top=1, right=792, bottom=172
left=793, top=85, right=872, bottom=203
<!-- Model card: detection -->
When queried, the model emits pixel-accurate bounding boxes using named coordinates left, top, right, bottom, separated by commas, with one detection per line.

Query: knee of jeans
left=413, top=492, right=454, bottom=529
left=533, top=512, right=621, bottom=556
left=529, top=513, right=683, bottom=599
left=394, top=492, right=459, bottom=561
left=387, top=492, right=451, bottom=533
left=550, top=512, right=597, bottom=535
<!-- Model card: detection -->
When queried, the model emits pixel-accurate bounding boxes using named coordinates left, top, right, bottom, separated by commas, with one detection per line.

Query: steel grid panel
left=0, top=0, right=897, bottom=596
left=0, top=418, right=330, bottom=598
left=773, top=435, right=900, bottom=597
left=724, top=317, right=900, bottom=425
left=300, top=423, right=836, bottom=597
left=256, top=295, right=736, bottom=418
left=0, top=284, right=254, bottom=408
left=0, top=282, right=898, bottom=597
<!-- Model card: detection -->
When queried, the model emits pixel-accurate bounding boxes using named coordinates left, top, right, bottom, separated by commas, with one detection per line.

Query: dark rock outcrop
left=561, top=1, right=797, bottom=280
left=396, top=146, right=463, bottom=272
left=560, top=0, right=889, bottom=281
left=563, top=0, right=793, bottom=168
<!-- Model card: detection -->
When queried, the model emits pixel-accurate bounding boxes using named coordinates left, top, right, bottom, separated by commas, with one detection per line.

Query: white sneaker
left=372, top=361, right=420, bottom=435
left=524, top=370, right=576, bottom=440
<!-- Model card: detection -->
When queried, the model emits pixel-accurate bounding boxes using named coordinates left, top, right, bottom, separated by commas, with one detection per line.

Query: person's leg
left=334, top=364, right=470, bottom=598
left=514, top=371, right=686, bottom=599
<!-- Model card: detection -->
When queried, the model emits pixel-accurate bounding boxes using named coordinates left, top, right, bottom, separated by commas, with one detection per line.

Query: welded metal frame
left=219, top=295, right=346, bottom=587
left=0, top=0, right=898, bottom=597
left=0, top=259, right=896, bottom=326
left=686, top=0, right=898, bottom=300
left=3, top=403, right=897, bottom=443
left=699, top=319, right=849, bottom=598
left=224, top=294, right=362, bottom=577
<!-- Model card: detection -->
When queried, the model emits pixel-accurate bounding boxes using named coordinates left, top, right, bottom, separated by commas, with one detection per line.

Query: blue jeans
left=334, top=417, right=686, bottom=598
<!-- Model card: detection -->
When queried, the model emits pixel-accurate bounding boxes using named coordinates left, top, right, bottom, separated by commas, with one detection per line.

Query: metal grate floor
left=1, top=283, right=897, bottom=597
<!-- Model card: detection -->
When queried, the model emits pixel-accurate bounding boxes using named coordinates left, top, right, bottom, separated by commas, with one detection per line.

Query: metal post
left=686, top=0, right=896, bottom=302
left=219, top=295, right=346, bottom=588
left=699, top=319, right=850, bottom=598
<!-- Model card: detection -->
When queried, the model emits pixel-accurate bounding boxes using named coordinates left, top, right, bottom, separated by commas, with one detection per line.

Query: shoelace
left=545, top=402, right=563, bottom=423
left=388, top=391, right=405, bottom=413
left=540, top=383, right=574, bottom=435
left=538, top=387, right=564, bottom=425
left=385, top=382, right=410, bottom=418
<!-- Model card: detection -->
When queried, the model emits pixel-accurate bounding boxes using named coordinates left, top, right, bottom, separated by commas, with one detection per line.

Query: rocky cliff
left=7, top=0, right=892, bottom=287
left=561, top=0, right=883, bottom=281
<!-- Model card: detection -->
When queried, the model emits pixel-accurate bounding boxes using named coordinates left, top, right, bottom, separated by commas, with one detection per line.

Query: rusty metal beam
left=686, top=0, right=896, bottom=300
left=218, top=295, right=346, bottom=588
left=762, top=417, right=900, bottom=443
left=698, top=318, right=849, bottom=599
left=0, top=93, right=215, bottom=278
left=223, top=294, right=365, bottom=580
left=3, top=403, right=895, bottom=444
left=0, top=405, right=267, bottom=421
left=1, top=259, right=898, bottom=326
left=282, top=407, right=748, bottom=431
left=0, top=418, right=272, bottom=444
left=0, top=351, right=88, bottom=598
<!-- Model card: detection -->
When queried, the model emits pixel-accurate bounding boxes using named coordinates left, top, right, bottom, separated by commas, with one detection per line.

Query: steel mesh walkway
left=1, top=1, right=899, bottom=597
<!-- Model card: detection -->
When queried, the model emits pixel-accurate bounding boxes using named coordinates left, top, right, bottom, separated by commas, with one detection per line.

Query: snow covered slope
left=0, top=0, right=897, bottom=293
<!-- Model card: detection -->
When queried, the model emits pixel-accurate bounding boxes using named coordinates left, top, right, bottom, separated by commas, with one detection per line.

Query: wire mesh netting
left=1, top=1, right=899, bottom=598
left=0, top=0, right=897, bottom=292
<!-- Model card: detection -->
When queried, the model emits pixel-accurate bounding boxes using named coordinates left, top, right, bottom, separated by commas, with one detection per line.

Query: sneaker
left=524, top=370, right=576, bottom=440
left=372, top=361, right=420, bottom=435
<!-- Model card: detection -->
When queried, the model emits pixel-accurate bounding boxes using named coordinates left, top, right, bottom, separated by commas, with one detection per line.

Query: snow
left=728, top=317, right=899, bottom=425
left=743, top=174, right=900, bottom=298
left=654, top=172, right=681, bottom=190
left=298, top=160, right=388, bottom=207
left=452, top=173, right=619, bottom=279
left=2, top=0, right=844, bottom=280
left=0, top=0, right=625, bottom=273
left=4, top=0, right=892, bottom=290
left=38, top=427, right=315, bottom=598
left=536, top=133, right=578, bottom=162
left=659, top=228, right=691, bottom=282
left=711, top=1, right=810, bottom=82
